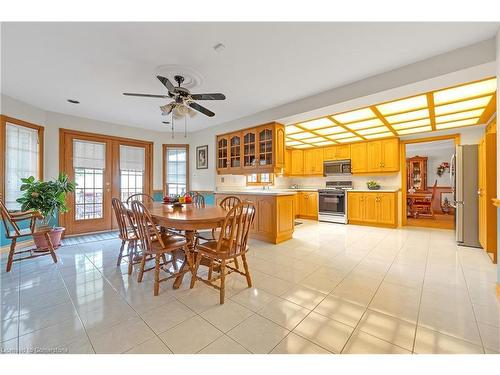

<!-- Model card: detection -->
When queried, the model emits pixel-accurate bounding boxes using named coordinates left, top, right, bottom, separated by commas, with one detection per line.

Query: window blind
left=119, top=145, right=145, bottom=171
left=5, top=123, right=39, bottom=209
left=73, top=140, right=105, bottom=169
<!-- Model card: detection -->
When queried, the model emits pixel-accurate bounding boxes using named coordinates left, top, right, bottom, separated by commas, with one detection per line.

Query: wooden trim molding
left=400, top=133, right=460, bottom=226
left=492, top=198, right=500, bottom=207
left=162, top=144, right=190, bottom=196
left=496, top=283, right=500, bottom=300
left=0, top=115, right=45, bottom=200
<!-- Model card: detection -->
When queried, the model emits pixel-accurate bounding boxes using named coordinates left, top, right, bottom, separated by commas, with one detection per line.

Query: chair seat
left=149, top=233, right=187, bottom=254
left=197, top=240, right=248, bottom=259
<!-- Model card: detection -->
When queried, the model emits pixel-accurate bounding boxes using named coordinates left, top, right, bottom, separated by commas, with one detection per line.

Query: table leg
left=173, top=230, right=195, bottom=289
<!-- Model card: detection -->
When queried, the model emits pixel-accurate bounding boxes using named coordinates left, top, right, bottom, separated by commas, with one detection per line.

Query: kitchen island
left=214, top=191, right=296, bottom=244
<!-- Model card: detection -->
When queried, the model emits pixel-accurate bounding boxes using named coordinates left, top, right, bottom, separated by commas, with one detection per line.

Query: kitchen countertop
left=348, top=189, right=400, bottom=192
left=215, top=190, right=298, bottom=196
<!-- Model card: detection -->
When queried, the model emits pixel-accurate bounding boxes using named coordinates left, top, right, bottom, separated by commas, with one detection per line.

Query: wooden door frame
left=162, top=144, right=190, bottom=196
left=1, top=115, right=44, bottom=200
left=59, top=128, right=153, bottom=234
left=400, top=133, right=460, bottom=227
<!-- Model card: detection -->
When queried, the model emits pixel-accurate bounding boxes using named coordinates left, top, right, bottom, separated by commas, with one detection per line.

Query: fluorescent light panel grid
left=392, top=118, right=430, bottom=130
left=433, top=78, right=496, bottom=105
left=286, top=140, right=304, bottom=146
left=301, top=137, right=328, bottom=144
left=285, top=125, right=303, bottom=135
left=345, top=118, right=384, bottom=130
left=326, top=132, right=356, bottom=140
left=435, top=118, right=479, bottom=130
left=313, top=140, right=336, bottom=146
left=376, top=95, right=427, bottom=115
left=364, top=132, right=394, bottom=139
left=288, top=132, right=316, bottom=140
left=357, top=126, right=390, bottom=135
left=314, top=126, right=346, bottom=135
left=434, top=96, right=492, bottom=116
left=298, top=118, right=333, bottom=130
left=397, top=126, right=432, bottom=135
left=385, top=109, right=429, bottom=124
left=435, top=108, right=485, bottom=124
left=337, top=136, right=362, bottom=143
left=293, top=143, right=315, bottom=149
left=332, top=108, right=375, bottom=123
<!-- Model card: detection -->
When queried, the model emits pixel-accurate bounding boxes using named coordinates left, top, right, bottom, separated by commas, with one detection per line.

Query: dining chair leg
left=117, top=240, right=126, bottom=266
left=6, top=238, right=16, bottom=272
left=154, top=255, right=161, bottom=296
left=127, top=241, right=134, bottom=275
left=137, top=253, right=147, bottom=282
left=171, top=252, right=179, bottom=271
left=45, top=233, right=58, bottom=264
left=233, top=257, right=240, bottom=270
left=207, top=259, right=214, bottom=281
left=190, top=252, right=202, bottom=289
left=241, top=253, right=252, bottom=287
left=219, top=259, right=227, bottom=304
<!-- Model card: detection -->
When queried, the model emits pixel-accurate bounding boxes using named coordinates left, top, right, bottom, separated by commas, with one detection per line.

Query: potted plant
left=16, top=173, right=76, bottom=250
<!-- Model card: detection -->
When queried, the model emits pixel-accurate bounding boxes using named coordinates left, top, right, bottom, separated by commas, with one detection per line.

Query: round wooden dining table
left=143, top=202, right=228, bottom=288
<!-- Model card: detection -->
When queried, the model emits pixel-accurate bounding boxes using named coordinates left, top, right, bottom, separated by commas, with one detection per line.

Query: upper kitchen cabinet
left=290, top=149, right=304, bottom=175
left=217, top=135, right=229, bottom=172
left=323, top=145, right=350, bottom=161
left=303, top=148, right=323, bottom=175
left=216, top=122, right=285, bottom=174
left=352, top=138, right=400, bottom=174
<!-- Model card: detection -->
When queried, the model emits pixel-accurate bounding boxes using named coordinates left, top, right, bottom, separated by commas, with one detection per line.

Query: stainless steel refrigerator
left=451, top=145, right=481, bottom=247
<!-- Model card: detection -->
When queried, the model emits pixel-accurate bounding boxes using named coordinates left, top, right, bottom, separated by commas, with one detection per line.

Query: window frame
left=246, top=173, right=274, bottom=186
left=1, top=115, right=44, bottom=205
left=162, top=144, right=190, bottom=197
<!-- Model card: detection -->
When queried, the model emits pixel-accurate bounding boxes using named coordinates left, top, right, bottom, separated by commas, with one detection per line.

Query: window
left=2, top=118, right=43, bottom=210
left=163, top=145, right=189, bottom=196
left=73, top=140, right=105, bottom=220
left=246, top=173, right=274, bottom=186
left=119, top=145, right=145, bottom=202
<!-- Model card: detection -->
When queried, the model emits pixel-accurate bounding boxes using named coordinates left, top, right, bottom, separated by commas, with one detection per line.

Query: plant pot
left=33, top=227, right=65, bottom=252
left=367, top=185, right=381, bottom=190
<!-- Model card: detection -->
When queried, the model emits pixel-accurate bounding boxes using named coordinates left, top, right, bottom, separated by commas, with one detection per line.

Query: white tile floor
left=1, top=220, right=499, bottom=354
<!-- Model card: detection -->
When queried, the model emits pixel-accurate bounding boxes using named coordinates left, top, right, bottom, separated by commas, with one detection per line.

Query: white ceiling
left=406, top=139, right=455, bottom=157
left=1, top=22, right=498, bottom=132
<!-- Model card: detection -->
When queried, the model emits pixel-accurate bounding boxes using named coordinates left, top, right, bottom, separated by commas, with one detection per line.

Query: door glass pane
left=73, top=140, right=106, bottom=220
left=165, top=146, right=188, bottom=196
left=119, top=145, right=146, bottom=202
left=5, top=123, right=39, bottom=209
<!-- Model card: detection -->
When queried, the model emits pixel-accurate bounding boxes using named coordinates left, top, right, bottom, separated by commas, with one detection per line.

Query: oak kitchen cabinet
left=214, top=192, right=295, bottom=244
left=351, top=138, right=400, bottom=173
left=297, top=191, right=318, bottom=219
left=290, top=149, right=304, bottom=175
left=323, top=145, right=350, bottom=160
left=303, top=148, right=324, bottom=175
left=217, top=122, right=285, bottom=175
left=347, top=191, right=397, bottom=228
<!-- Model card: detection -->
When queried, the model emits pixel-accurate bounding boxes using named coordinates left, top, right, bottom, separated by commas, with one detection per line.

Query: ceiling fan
left=123, top=75, right=226, bottom=118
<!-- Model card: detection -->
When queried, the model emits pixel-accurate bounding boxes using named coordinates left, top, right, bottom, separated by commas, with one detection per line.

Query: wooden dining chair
left=0, top=198, right=58, bottom=272
left=126, top=193, right=154, bottom=205
left=220, top=196, right=241, bottom=211
left=412, top=181, right=438, bottom=219
left=131, top=200, right=194, bottom=295
left=112, top=197, right=140, bottom=274
left=190, top=201, right=256, bottom=304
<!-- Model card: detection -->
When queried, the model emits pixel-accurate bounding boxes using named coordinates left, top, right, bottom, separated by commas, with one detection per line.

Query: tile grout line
left=456, top=249, right=487, bottom=353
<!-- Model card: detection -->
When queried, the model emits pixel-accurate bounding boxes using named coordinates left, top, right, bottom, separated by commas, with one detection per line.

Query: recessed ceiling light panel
left=312, top=140, right=336, bottom=146
left=288, top=132, right=315, bottom=140
left=433, top=78, right=496, bottom=105
left=326, top=132, right=356, bottom=140
left=434, top=96, right=492, bottom=115
left=397, top=126, right=432, bottom=135
left=376, top=95, right=427, bottom=115
left=345, top=118, right=383, bottom=130
left=285, top=140, right=304, bottom=146
left=337, top=136, right=362, bottom=143
left=285, top=125, right=303, bottom=135
left=364, top=132, right=394, bottom=139
left=357, top=126, right=390, bottom=135
left=298, top=118, right=333, bottom=130
left=301, top=137, right=327, bottom=144
left=332, top=108, right=375, bottom=124
left=314, top=126, right=346, bottom=135
left=392, top=119, right=430, bottom=130
left=435, top=118, right=479, bottom=130
left=435, top=109, right=485, bottom=124
left=385, top=109, right=429, bottom=124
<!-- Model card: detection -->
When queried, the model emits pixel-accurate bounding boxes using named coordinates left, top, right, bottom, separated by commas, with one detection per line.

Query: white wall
left=1, top=94, right=189, bottom=191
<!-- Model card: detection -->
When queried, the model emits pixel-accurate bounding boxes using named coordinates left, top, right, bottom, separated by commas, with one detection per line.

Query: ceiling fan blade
left=156, top=75, right=176, bottom=93
left=123, top=93, right=169, bottom=98
left=190, top=93, right=226, bottom=100
left=188, top=102, right=215, bottom=117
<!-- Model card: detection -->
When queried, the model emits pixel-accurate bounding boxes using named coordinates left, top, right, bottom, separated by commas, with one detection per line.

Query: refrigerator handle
left=450, top=153, right=456, bottom=208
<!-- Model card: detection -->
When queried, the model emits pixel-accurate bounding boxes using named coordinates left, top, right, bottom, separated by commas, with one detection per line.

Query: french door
left=60, top=129, right=152, bottom=235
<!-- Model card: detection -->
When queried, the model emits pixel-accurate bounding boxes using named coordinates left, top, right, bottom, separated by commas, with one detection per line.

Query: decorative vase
left=33, top=227, right=65, bottom=251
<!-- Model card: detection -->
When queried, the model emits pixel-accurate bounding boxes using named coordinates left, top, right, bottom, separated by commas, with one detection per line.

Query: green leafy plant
left=366, top=180, right=381, bottom=190
left=16, top=173, right=76, bottom=227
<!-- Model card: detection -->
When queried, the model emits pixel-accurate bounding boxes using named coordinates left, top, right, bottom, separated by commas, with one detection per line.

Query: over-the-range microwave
left=323, top=159, right=352, bottom=176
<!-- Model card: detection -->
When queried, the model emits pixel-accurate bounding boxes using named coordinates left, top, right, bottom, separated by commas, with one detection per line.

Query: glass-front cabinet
left=216, top=122, right=285, bottom=174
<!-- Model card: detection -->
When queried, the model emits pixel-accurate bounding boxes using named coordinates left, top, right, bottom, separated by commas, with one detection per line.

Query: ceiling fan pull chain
left=171, top=113, right=175, bottom=139
left=184, top=116, right=187, bottom=138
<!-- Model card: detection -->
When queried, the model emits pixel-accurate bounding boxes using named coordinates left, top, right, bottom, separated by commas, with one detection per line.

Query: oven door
left=318, top=191, right=346, bottom=216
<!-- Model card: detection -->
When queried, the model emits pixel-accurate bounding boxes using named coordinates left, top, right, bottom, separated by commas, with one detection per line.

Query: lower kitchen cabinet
left=214, top=193, right=295, bottom=243
left=297, top=191, right=318, bottom=219
left=347, top=191, right=397, bottom=228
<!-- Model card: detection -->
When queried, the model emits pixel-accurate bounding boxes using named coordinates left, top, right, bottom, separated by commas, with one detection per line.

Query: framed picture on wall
left=196, top=145, right=208, bottom=169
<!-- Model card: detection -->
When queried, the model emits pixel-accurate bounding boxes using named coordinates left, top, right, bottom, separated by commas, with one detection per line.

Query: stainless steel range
left=318, top=181, right=352, bottom=224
